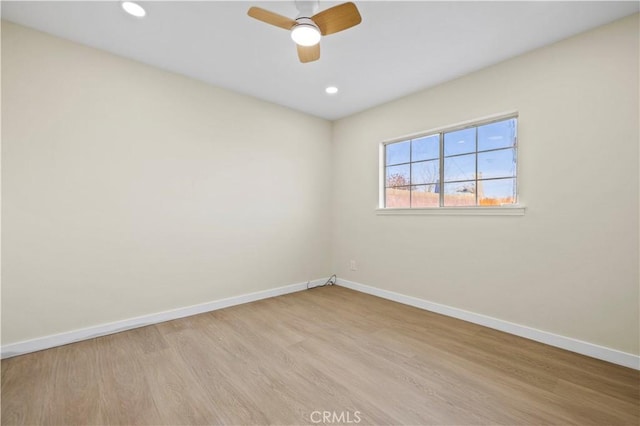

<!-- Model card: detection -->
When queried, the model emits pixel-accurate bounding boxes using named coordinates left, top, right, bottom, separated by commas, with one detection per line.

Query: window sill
left=375, top=206, right=526, bottom=216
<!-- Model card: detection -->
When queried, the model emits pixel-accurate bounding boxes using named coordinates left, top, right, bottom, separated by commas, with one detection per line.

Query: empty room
left=1, top=1, right=639, bottom=425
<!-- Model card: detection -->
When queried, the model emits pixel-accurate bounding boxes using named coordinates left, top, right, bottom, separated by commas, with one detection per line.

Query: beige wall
left=331, top=14, right=639, bottom=355
left=3, top=15, right=639, bottom=357
left=1, top=22, right=332, bottom=344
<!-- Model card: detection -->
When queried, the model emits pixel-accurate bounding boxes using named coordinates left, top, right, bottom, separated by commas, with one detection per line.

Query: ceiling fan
left=247, top=1, right=362, bottom=63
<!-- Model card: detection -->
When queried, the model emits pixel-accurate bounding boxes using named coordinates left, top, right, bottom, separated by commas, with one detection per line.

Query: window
left=382, top=116, right=518, bottom=209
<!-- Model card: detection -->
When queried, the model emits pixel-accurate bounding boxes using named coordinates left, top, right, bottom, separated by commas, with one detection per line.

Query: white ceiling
left=2, top=1, right=638, bottom=120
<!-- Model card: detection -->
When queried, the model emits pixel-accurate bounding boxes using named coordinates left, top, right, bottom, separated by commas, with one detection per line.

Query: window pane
left=385, top=164, right=410, bottom=187
left=444, top=153, right=476, bottom=182
left=411, top=184, right=439, bottom=207
left=478, top=178, right=517, bottom=205
left=385, top=187, right=410, bottom=208
left=478, top=118, right=517, bottom=151
left=444, top=127, right=475, bottom=156
left=412, top=160, right=439, bottom=185
left=386, top=141, right=410, bottom=165
left=443, top=181, right=476, bottom=206
left=478, top=148, right=516, bottom=179
left=412, top=135, right=439, bottom=162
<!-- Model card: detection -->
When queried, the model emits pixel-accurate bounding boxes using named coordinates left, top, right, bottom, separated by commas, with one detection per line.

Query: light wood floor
left=2, top=286, right=638, bottom=425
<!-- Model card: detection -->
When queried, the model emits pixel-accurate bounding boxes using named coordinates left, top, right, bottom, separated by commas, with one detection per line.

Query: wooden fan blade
left=297, top=44, right=320, bottom=63
left=312, top=2, right=362, bottom=36
left=247, top=7, right=296, bottom=30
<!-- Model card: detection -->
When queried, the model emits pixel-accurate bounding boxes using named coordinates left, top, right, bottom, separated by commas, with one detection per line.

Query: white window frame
left=377, top=111, right=525, bottom=216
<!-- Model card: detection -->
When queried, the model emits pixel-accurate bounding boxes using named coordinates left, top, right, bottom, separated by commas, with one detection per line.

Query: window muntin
left=383, top=116, right=517, bottom=208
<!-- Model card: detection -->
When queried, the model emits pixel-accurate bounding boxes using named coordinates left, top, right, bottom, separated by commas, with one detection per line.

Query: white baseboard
left=5, top=277, right=637, bottom=370
left=1, top=278, right=327, bottom=359
left=337, top=278, right=640, bottom=370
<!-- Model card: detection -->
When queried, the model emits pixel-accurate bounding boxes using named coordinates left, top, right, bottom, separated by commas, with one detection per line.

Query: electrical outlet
left=349, top=260, right=357, bottom=271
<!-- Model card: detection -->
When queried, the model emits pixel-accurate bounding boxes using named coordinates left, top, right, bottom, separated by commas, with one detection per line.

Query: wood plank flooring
left=2, top=286, right=638, bottom=425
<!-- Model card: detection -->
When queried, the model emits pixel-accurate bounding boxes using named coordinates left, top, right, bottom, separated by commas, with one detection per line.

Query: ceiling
left=2, top=1, right=638, bottom=120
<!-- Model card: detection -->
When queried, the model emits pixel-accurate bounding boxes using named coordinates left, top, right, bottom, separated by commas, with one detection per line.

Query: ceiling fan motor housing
left=294, top=0, right=319, bottom=18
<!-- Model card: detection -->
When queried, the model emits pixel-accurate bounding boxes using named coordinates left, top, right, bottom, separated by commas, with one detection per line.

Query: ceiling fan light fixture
left=291, top=21, right=321, bottom=46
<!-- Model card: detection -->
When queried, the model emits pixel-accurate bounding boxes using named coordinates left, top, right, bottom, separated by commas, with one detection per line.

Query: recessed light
left=122, top=1, right=146, bottom=18
left=325, top=86, right=338, bottom=95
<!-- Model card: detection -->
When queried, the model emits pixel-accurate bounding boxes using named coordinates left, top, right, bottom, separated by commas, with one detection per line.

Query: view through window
left=383, top=116, right=518, bottom=208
